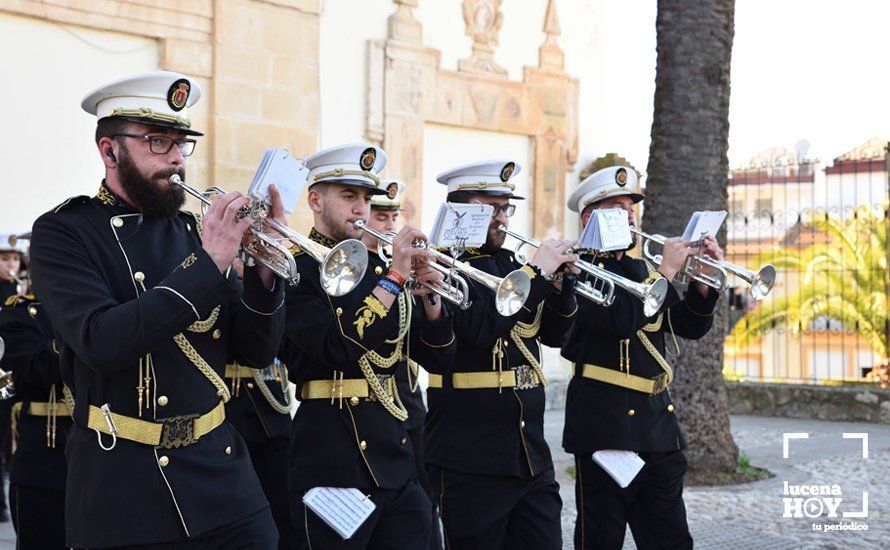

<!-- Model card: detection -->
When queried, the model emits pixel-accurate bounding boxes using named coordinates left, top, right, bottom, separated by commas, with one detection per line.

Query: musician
left=29, top=71, right=287, bottom=548
left=0, top=284, right=70, bottom=548
left=561, top=165, right=723, bottom=549
left=224, top=259, right=296, bottom=549
left=360, top=178, right=440, bottom=549
left=0, top=235, right=25, bottom=303
left=282, top=144, right=456, bottom=548
left=424, top=160, right=578, bottom=549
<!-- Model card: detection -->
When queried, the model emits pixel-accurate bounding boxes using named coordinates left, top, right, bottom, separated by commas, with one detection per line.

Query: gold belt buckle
left=158, top=413, right=199, bottom=449
left=651, top=373, right=670, bottom=395
left=513, top=365, right=538, bottom=391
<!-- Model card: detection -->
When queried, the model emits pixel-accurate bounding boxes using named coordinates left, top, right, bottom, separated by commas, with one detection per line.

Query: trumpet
left=170, top=175, right=367, bottom=296
left=355, top=220, right=531, bottom=316
left=499, top=226, right=668, bottom=317
left=0, top=337, right=14, bottom=400
left=629, top=228, right=776, bottom=301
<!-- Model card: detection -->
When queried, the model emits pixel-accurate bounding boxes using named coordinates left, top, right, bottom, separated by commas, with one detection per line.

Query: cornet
left=629, top=228, right=776, bottom=301
left=170, top=175, right=367, bottom=296
left=0, top=337, right=14, bottom=400
left=499, top=226, right=668, bottom=317
left=355, top=220, right=531, bottom=316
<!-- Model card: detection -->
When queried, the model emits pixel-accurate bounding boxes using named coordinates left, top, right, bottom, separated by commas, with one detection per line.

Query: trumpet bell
left=643, top=277, right=669, bottom=317
left=320, top=240, right=368, bottom=296
left=495, top=269, right=531, bottom=316
left=748, top=264, right=776, bottom=301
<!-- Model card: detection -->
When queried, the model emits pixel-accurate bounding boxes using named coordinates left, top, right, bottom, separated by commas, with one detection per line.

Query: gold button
left=667, top=404, right=675, bottom=413
left=212, top=329, right=221, bottom=339
left=112, top=217, right=124, bottom=228
left=133, top=271, right=145, bottom=283
left=401, top=437, right=408, bottom=445
left=359, top=440, right=367, bottom=451
left=157, top=395, right=168, bottom=406
left=28, top=306, right=37, bottom=317
left=349, top=396, right=360, bottom=406
left=158, top=456, right=169, bottom=467
left=598, top=262, right=605, bottom=269
left=628, top=409, right=635, bottom=416
left=225, top=446, right=232, bottom=455
left=503, top=340, right=509, bottom=348
left=336, top=307, right=343, bottom=316
left=374, top=266, right=383, bottom=276
left=247, top=382, right=254, bottom=389
left=520, top=420, right=526, bottom=429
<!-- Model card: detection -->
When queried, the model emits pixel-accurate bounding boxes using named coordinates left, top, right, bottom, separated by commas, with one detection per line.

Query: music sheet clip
left=303, top=487, right=376, bottom=540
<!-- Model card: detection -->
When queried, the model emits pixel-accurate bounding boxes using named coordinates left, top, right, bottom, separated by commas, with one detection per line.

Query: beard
left=479, top=222, right=506, bottom=254
left=117, top=147, right=185, bottom=219
left=319, top=207, right=360, bottom=243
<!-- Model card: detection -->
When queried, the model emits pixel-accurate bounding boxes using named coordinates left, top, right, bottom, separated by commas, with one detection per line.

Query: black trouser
left=408, top=425, right=442, bottom=550
left=428, top=466, right=562, bottom=550
left=97, top=507, right=278, bottom=549
left=290, top=479, right=432, bottom=549
left=0, top=399, right=11, bottom=513
left=10, top=483, right=65, bottom=549
left=247, top=435, right=296, bottom=549
left=574, top=451, right=693, bottom=550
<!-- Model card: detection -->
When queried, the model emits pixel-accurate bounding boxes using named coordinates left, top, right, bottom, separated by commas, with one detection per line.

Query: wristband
left=386, top=268, right=407, bottom=286
left=377, top=278, right=402, bottom=297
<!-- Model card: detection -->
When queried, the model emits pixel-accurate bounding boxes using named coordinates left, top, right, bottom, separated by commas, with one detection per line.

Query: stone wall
left=0, top=0, right=320, bottom=226
left=727, top=381, right=890, bottom=424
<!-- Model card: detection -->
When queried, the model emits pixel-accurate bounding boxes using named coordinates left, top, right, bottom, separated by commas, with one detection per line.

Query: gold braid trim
left=252, top=364, right=293, bottom=415
left=359, top=289, right=410, bottom=420
left=188, top=306, right=220, bottom=333
left=173, top=333, right=232, bottom=402
left=509, top=303, right=546, bottom=387
left=62, top=385, right=76, bottom=417
left=636, top=330, right=674, bottom=385
left=640, top=260, right=663, bottom=332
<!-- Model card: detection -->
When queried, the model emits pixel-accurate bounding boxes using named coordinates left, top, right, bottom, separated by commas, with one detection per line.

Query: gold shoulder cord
left=509, top=302, right=547, bottom=387
left=634, top=260, right=679, bottom=384
left=252, top=363, right=293, bottom=415
left=358, top=292, right=409, bottom=421
left=173, top=305, right=232, bottom=403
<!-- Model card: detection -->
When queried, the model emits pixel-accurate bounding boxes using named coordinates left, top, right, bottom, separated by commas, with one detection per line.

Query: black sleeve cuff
left=240, top=264, right=285, bottom=315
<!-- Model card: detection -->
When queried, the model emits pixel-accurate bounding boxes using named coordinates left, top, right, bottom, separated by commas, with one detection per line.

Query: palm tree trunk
left=643, top=0, right=738, bottom=474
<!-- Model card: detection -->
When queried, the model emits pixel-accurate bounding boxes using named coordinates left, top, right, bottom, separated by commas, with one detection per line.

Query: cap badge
left=7, top=235, right=16, bottom=247
left=386, top=182, right=399, bottom=200
left=360, top=147, right=377, bottom=171
left=168, top=79, right=191, bottom=112
left=500, top=162, right=515, bottom=182
left=615, top=168, right=628, bottom=187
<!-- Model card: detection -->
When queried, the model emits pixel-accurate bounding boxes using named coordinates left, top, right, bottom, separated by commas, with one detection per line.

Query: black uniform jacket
left=425, top=247, right=577, bottom=478
left=281, top=229, right=455, bottom=493
left=0, top=294, right=70, bottom=491
left=0, top=279, right=17, bottom=303
left=224, top=362, right=291, bottom=444
left=561, top=252, right=719, bottom=455
left=28, top=184, right=285, bottom=547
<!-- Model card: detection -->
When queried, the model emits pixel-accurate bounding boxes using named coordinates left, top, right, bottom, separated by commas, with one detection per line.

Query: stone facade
left=728, top=381, right=890, bottom=424
left=0, top=0, right=320, bottom=227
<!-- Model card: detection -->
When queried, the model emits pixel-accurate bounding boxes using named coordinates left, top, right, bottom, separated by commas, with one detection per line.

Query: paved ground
left=549, top=413, right=890, bottom=549
left=0, top=414, right=886, bottom=548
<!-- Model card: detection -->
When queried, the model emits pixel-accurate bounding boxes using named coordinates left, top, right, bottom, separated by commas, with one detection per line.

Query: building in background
left=725, top=138, right=889, bottom=383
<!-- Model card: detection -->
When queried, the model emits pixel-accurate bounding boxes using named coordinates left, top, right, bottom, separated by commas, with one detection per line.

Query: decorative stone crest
left=538, top=0, right=564, bottom=70
left=458, top=0, right=507, bottom=78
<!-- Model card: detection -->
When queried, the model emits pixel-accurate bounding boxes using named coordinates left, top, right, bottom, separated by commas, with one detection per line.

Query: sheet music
left=247, top=148, right=309, bottom=214
left=579, top=208, right=632, bottom=252
left=303, top=487, right=376, bottom=540
left=592, top=450, right=645, bottom=489
left=428, top=203, right=494, bottom=249
left=681, top=210, right=727, bottom=242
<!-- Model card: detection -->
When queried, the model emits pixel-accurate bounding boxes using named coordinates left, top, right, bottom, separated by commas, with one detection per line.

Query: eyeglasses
left=473, top=201, right=516, bottom=218
left=113, top=133, right=197, bottom=157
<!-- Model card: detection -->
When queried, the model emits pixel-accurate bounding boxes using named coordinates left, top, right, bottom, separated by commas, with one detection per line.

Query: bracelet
left=386, top=269, right=407, bottom=286
left=377, top=278, right=402, bottom=297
